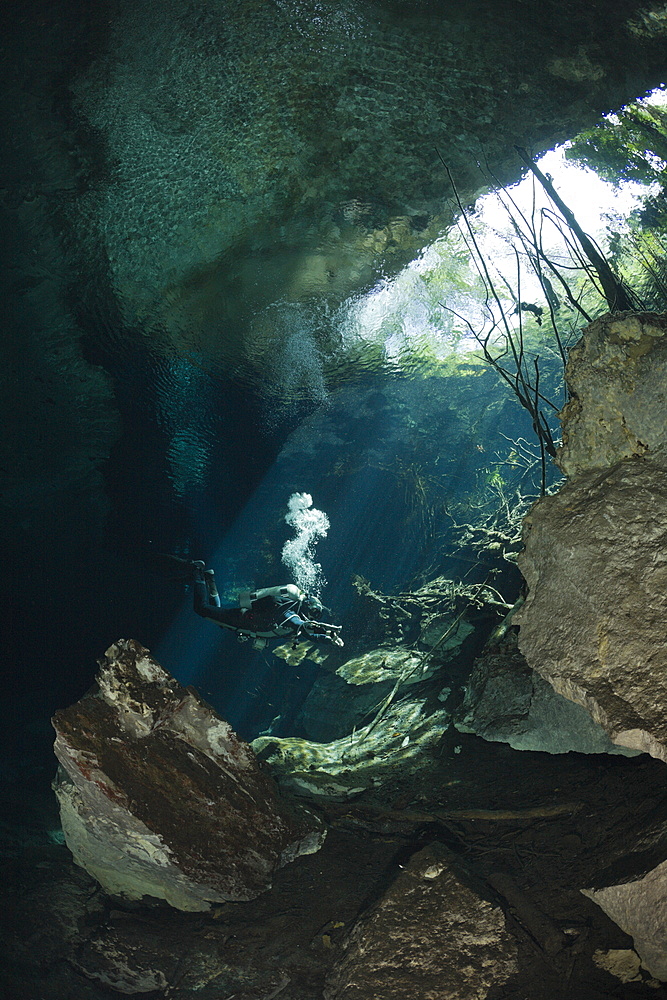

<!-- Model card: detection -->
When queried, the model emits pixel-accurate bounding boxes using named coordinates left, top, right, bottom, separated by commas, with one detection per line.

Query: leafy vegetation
left=565, top=97, right=667, bottom=188
left=565, top=92, right=667, bottom=310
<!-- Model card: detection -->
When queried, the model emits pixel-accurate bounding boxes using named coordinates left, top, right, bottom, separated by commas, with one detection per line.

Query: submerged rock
left=52, top=639, right=324, bottom=911
left=583, top=859, right=667, bottom=981
left=296, top=644, right=458, bottom=742
left=455, top=631, right=639, bottom=756
left=324, top=843, right=518, bottom=999
left=516, top=312, right=667, bottom=761
left=516, top=454, right=667, bottom=760
left=254, top=699, right=449, bottom=802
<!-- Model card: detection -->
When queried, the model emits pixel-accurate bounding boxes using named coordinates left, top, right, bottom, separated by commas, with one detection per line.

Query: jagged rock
left=323, top=843, right=518, bottom=999
left=557, top=311, right=667, bottom=477
left=52, top=639, right=324, bottom=911
left=515, top=453, right=667, bottom=760
left=583, top=859, right=667, bottom=981
left=455, top=631, right=639, bottom=756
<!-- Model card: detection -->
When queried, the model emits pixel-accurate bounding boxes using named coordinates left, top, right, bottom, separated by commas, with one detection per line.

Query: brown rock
left=324, top=844, right=517, bottom=1000
left=52, top=639, right=324, bottom=911
left=516, top=455, right=667, bottom=760
left=557, top=311, right=667, bottom=477
left=454, top=631, right=636, bottom=756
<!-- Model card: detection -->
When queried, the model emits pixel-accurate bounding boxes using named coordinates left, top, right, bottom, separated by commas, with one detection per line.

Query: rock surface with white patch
left=53, top=639, right=324, bottom=911
left=583, top=859, right=667, bottom=981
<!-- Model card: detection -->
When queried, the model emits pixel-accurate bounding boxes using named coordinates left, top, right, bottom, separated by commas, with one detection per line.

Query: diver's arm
left=281, top=609, right=344, bottom=646
left=306, top=627, right=344, bottom=647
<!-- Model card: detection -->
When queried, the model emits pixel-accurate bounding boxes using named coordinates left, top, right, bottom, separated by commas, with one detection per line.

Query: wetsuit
left=192, top=569, right=343, bottom=646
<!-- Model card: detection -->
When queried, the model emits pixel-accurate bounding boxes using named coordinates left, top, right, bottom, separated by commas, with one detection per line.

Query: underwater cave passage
left=4, top=5, right=667, bottom=993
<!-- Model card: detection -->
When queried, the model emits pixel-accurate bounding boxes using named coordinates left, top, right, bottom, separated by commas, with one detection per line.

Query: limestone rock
left=591, top=949, right=643, bottom=984
left=583, top=859, right=667, bottom=981
left=52, top=639, right=324, bottom=911
left=516, top=455, right=667, bottom=760
left=324, top=844, right=517, bottom=999
left=557, top=312, right=667, bottom=477
left=455, top=632, right=638, bottom=756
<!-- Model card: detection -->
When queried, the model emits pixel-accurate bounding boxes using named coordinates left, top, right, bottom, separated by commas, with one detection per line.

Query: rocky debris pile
left=323, top=844, right=518, bottom=1000
left=52, top=639, right=324, bottom=912
left=6, top=693, right=666, bottom=996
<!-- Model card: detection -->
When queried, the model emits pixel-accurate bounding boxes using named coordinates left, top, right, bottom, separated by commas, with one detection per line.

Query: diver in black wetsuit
left=190, top=561, right=344, bottom=650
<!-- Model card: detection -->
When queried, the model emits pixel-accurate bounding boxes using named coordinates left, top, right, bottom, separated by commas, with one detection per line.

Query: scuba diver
left=190, top=560, right=344, bottom=650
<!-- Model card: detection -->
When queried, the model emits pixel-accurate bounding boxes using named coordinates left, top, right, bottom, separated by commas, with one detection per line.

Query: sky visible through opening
left=340, top=88, right=667, bottom=364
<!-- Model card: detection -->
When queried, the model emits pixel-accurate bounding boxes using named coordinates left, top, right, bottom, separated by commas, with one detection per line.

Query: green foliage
left=565, top=99, right=667, bottom=188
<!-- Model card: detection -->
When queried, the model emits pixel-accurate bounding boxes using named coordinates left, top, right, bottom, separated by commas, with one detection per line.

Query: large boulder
left=515, top=312, right=667, bottom=761
left=454, top=631, right=639, bottom=756
left=516, top=453, right=667, bottom=760
left=324, top=843, right=518, bottom=999
left=52, top=639, right=324, bottom=911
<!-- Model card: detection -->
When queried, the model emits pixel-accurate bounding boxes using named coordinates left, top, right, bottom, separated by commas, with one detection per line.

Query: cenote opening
left=3, top=2, right=667, bottom=997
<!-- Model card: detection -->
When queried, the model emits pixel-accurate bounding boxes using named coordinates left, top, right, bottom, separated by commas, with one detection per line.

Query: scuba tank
left=238, top=584, right=305, bottom=609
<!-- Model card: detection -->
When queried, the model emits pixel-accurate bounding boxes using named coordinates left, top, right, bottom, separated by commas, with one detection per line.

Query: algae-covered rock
left=294, top=647, right=443, bottom=743
left=253, top=700, right=449, bottom=802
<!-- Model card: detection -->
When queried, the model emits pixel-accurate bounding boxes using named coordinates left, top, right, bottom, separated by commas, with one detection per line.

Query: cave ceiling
left=72, top=0, right=667, bottom=360
left=6, top=0, right=667, bottom=358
